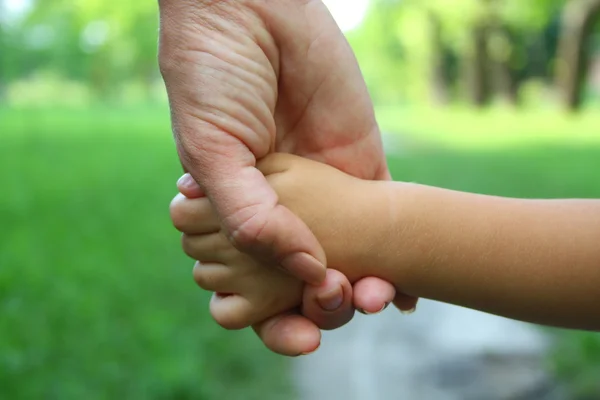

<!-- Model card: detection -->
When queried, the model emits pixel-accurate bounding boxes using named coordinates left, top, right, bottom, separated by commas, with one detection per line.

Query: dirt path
left=292, top=300, right=558, bottom=400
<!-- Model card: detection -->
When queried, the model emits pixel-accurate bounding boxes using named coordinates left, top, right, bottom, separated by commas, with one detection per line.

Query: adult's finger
left=191, top=154, right=326, bottom=286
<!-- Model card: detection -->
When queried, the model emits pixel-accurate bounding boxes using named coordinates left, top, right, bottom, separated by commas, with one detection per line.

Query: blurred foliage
left=348, top=0, right=600, bottom=109
left=1, top=0, right=600, bottom=108
left=548, top=331, right=600, bottom=399
left=0, top=0, right=160, bottom=104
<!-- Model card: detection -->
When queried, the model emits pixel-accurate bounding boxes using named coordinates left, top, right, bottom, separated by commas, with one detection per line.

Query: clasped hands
left=159, top=0, right=417, bottom=356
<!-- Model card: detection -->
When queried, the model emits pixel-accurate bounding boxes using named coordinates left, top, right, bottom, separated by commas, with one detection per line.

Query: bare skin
left=172, top=154, right=600, bottom=332
left=159, top=0, right=417, bottom=356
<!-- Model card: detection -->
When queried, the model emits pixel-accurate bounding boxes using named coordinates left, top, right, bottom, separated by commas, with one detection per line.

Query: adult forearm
left=379, top=183, right=600, bottom=330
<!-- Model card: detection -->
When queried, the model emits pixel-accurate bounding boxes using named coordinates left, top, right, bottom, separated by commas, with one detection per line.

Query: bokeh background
left=2, top=0, right=600, bottom=398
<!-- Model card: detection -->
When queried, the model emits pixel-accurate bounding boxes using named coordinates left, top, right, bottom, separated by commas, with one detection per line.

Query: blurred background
left=1, top=0, right=600, bottom=398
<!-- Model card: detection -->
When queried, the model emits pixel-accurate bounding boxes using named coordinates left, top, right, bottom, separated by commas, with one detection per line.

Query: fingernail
left=177, top=174, right=190, bottom=187
left=401, top=306, right=416, bottom=315
left=316, top=285, right=343, bottom=312
left=280, top=252, right=325, bottom=285
left=357, top=302, right=390, bottom=315
left=300, top=342, right=321, bottom=356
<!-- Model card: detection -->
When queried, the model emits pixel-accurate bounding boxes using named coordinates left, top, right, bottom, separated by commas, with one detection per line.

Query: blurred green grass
left=2, top=106, right=600, bottom=398
left=377, top=105, right=600, bottom=150
left=0, top=107, right=293, bottom=399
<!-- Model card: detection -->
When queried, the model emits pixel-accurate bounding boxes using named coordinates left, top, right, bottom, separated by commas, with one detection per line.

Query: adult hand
left=160, top=0, right=417, bottom=356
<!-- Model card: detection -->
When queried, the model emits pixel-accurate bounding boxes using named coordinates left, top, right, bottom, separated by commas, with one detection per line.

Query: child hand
left=171, top=191, right=305, bottom=329
left=171, top=155, right=372, bottom=329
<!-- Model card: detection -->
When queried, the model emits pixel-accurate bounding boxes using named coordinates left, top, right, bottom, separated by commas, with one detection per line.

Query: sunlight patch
left=323, top=0, right=370, bottom=32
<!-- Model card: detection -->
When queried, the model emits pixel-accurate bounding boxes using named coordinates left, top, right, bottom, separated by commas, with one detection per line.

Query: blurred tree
left=0, top=12, right=6, bottom=100
left=556, top=0, right=600, bottom=111
left=487, top=2, right=519, bottom=105
left=456, top=0, right=564, bottom=106
left=18, top=0, right=159, bottom=101
left=488, top=24, right=519, bottom=104
left=0, top=1, right=20, bottom=100
left=3, top=0, right=600, bottom=109
left=346, top=0, right=409, bottom=104
left=360, top=0, right=569, bottom=107
left=427, top=10, right=454, bottom=105
left=465, top=8, right=493, bottom=107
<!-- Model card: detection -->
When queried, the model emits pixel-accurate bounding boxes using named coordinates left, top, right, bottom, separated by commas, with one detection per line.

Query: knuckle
left=157, top=46, right=182, bottom=80
left=228, top=227, right=254, bottom=251
left=227, top=211, right=268, bottom=252
left=157, top=55, right=172, bottom=79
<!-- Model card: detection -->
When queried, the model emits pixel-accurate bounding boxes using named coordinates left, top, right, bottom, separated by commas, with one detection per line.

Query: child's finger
left=192, top=261, right=238, bottom=293
left=209, top=293, right=256, bottom=330
left=252, top=312, right=322, bottom=356
left=353, top=278, right=418, bottom=314
left=170, top=193, right=220, bottom=234
left=392, top=294, right=419, bottom=314
left=352, top=277, right=396, bottom=314
left=183, top=233, right=237, bottom=263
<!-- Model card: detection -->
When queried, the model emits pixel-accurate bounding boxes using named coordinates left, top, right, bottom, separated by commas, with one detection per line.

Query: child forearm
left=373, top=182, right=600, bottom=331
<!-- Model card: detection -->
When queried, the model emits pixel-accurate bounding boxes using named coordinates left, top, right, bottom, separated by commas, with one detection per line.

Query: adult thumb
left=181, top=142, right=327, bottom=285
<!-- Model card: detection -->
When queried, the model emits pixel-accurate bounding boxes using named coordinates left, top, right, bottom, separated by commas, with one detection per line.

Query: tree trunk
left=556, top=0, right=600, bottom=111
left=465, top=23, right=492, bottom=107
left=428, top=12, right=452, bottom=106
left=488, top=23, right=519, bottom=105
